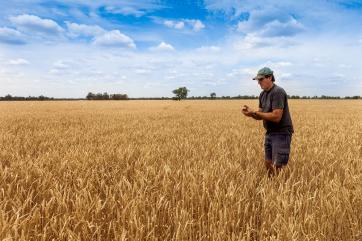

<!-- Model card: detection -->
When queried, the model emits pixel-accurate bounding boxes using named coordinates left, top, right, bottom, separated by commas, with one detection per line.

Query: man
left=242, top=67, right=294, bottom=176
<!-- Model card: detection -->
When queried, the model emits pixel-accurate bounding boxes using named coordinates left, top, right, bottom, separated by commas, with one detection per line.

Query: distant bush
left=0, top=94, right=54, bottom=101
left=86, top=92, right=128, bottom=100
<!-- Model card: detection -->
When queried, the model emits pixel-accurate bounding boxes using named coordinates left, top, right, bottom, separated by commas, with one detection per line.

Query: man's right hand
left=241, top=105, right=253, bottom=117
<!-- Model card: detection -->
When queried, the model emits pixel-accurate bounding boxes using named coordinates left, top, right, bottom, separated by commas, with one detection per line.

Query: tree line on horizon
left=86, top=92, right=128, bottom=100
left=0, top=94, right=54, bottom=101
left=170, top=87, right=361, bottom=100
left=0, top=92, right=361, bottom=101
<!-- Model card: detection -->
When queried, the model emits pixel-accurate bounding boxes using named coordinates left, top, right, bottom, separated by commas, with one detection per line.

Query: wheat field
left=0, top=100, right=361, bottom=241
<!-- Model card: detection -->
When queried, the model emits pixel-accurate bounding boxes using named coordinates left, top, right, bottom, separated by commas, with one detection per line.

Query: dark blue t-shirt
left=259, top=84, right=294, bottom=134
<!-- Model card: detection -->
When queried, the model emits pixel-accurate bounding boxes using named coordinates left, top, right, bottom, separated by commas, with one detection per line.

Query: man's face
left=257, top=76, right=272, bottom=90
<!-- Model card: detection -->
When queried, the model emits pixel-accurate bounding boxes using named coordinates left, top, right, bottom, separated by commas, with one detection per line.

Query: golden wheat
left=0, top=100, right=361, bottom=241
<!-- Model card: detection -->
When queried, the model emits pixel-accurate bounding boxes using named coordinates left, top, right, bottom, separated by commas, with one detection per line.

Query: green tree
left=102, top=92, right=110, bottom=100
left=111, top=94, right=128, bottom=100
left=210, top=92, right=216, bottom=99
left=86, top=92, right=95, bottom=100
left=172, top=87, right=189, bottom=100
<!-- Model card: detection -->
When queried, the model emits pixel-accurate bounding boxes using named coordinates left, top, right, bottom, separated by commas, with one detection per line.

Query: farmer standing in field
left=242, top=67, right=294, bottom=176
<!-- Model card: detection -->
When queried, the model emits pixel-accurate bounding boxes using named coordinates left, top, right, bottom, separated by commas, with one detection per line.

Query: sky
left=1, top=0, right=362, bottom=98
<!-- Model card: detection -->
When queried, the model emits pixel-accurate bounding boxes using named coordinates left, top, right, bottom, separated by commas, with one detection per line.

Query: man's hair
left=265, top=74, right=275, bottom=82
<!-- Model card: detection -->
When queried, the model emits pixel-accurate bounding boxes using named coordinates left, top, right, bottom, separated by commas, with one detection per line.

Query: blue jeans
left=264, top=133, right=292, bottom=166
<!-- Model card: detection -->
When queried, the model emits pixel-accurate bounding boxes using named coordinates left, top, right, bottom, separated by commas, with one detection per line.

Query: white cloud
left=204, top=0, right=246, bottom=18
left=10, top=14, right=64, bottom=35
left=237, top=10, right=305, bottom=39
left=65, top=22, right=105, bottom=37
left=150, top=42, right=175, bottom=51
left=241, top=68, right=257, bottom=75
left=53, top=60, right=69, bottom=69
left=103, top=1, right=165, bottom=17
left=185, top=19, right=205, bottom=31
left=164, top=20, right=185, bottom=29
left=0, top=27, right=25, bottom=44
left=234, top=33, right=297, bottom=49
left=8, top=58, right=29, bottom=65
left=196, top=46, right=221, bottom=52
left=279, top=72, right=292, bottom=78
left=49, top=60, right=71, bottom=74
left=273, top=61, right=292, bottom=67
left=105, top=6, right=146, bottom=17
left=258, top=18, right=305, bottom=37
left=174, top=21, right=185, bottom=29
left=163, top=20, right=174, bottom=28
left=135, top=68, right=151, bottom=74
left=163, top=19, right=204, bottom=31
left=228, top=67, right=256, bottom=78
left=1, top=36, right=362, bottom=98
left=338, top=64, right=351, bottom=69
left=1, top=1, right=362, bottom=97
left=93, top=30, right=136, bottom=48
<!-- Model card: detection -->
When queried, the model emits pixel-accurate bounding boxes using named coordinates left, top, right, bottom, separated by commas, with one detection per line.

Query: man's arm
left=251, top=108, right=263, bottom=120
left=254, top=109, right=283, bottom=123
left=242, top=105, right=283, bottom=122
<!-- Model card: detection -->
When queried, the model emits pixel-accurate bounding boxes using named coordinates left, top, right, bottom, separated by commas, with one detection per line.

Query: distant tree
left=210, top=92, right=216, bottom=99
left=95, top=93, right=103, bottom=100
left=172, top=87, right=189, bottom=100
left=86, top=92, right=95, bottom=100
left=102, top=92, right=110, bottom=100
left=86, top=92, right=128, bottom=100
left=290, top=95, right=300, bottom=99
left=111, top=94, right=128, bottom=100
left=4, top=94, right=12, bottom=100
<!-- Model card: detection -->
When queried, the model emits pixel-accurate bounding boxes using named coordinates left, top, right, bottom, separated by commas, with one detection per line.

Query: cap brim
left=252, top=74, right=264, bottom=80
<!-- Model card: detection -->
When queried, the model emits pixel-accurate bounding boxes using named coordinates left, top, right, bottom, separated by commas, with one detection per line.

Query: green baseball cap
left=253, top=67, right=273, bottom=80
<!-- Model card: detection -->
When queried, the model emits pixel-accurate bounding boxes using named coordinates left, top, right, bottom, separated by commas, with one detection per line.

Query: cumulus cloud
left=103, top=1, right=165, bottom=17
left=261, top=18, right=304, bottom=37
left=105, top=6, right=146, bottom=17
left=233, top=9, right=306, bottom=49
left=163, top=19, right=205, bottom=31
left=0, top=27, right=25, bottom=44
left=206, top=1, right=305, bottom=48
left=8, top=58, right=29, bottom=65
left=234, top=33, right=298, bottom=49
left=10, top=14, right=64, bottom=35
left=185, top=19, right=205, bottom=31
left=237, top=9, right=305, bottom=38
left=65, top=22, right=105, bottom=37
left=49, top=60, right=71, bottom=74
left=164, top=20, right=185, bottom=29
left=196, top=46, right=221, bottom=52
left=228, top=67, right=256, bottom=78
left=93, top=30, right=136, bottom=48
left=135, top=68, right=151, bottom=74
left=53, top=60, right=69, bottom=69
left=150, top=41, right=175, bottom=51
left=1, top=0, right=361, bottom=97
left=240, top=17, right=305, bottom=38
left=204, top=0, right=246, bottom=18
left=275, top=61, right=292, bottom=67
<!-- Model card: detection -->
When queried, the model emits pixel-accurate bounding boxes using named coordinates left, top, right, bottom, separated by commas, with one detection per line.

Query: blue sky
left=0, top=0, right=362, bottom=98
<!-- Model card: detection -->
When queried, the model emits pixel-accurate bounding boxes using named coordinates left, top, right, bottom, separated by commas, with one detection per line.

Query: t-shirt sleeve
left=272, top=89, right=285, bottom=110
